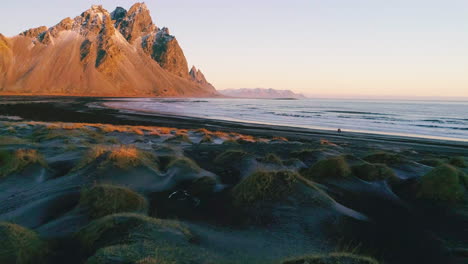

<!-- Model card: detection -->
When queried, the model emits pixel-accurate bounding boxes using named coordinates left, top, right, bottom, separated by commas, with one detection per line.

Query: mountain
left=219, top=88, right=306, bottom=99
left=0, top=3, right=218, bottom=97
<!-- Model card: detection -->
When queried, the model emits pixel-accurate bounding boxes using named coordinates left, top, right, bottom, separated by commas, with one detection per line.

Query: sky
left=1, top=0, right=468, bottom=98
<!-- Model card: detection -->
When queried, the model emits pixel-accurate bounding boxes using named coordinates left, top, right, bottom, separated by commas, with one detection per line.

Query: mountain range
left=0, top=3, right=218, bottom=97
left=219, top=88, right=307, bottom=99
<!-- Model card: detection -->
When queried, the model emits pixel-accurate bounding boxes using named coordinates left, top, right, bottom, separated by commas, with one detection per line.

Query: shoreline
left=102, top=101, right=468, bottom=143
left=0, top=96, right=467, bottom=153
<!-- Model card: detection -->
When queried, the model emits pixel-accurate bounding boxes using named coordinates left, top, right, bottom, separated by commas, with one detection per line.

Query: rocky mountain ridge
left=0, top=3, right=218, bottom=97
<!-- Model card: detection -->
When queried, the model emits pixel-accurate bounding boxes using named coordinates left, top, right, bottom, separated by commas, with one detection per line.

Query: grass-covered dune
left=0, top=119, right=466, bottom=264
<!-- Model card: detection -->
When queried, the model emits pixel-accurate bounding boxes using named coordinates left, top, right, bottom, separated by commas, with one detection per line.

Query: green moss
left=214, top=149, right=249, bottom=165
left=282, top=252, right=379, bottom=264
left=351, top=163, right=397, bottom=182
left=0, top=222, right=47, bottom=264
left=301, top=156, right=352, bottom=181
left=449, top=156, right=466, bottom=168
left=418, top=165, right=465, bottom=203
left=419, top=158, right=445, bottom=167
left=76, top=213, right=194, bottom=254
left=0, top=149, right=47, bottom=177
left=231, top=170, right=298, bottom=207
left=79, top=185, right=148, bottom=219
left=363, top=152, right=404, bottom=165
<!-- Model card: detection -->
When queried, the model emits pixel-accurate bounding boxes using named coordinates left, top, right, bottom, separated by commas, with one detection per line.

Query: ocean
left=103, top=98, right=468, bottom=142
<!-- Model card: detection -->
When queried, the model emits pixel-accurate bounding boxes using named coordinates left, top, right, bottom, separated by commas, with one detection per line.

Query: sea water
left=103, top=98, right=468, bottom=141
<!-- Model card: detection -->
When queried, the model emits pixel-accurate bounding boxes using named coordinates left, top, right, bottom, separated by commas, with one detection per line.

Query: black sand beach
left=0, top=96, right=467, bottom=264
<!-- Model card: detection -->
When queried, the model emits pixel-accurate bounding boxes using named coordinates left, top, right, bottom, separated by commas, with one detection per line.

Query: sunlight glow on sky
left=1, top=0, right=468, bottom=98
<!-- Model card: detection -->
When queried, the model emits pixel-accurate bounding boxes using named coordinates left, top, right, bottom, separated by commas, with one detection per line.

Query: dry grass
left=282, top=252, right=379, bottom=264
left=272, top=136, right=288, bottom=142
left=0, top=136, right=29, bottom=145
left=6, top=121, right=272, bottom=147
left=0, top=222, right=48, bottom=264
left=156, top=127, right=175, bottom=135
left=320, top=139, right=338, bottom=146
left=0, top=149, right=47, bottom=177
left=231, top=170, right=298, bottom=207
left=76, top=145, right=158, bottom=170
left=80, top=184, right=148, bottom=219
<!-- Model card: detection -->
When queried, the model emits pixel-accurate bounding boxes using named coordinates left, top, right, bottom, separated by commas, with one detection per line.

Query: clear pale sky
left=1, top=0, right=467, bottom=98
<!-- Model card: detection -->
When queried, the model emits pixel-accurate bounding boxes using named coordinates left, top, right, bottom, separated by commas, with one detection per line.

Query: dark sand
left=0, top=96, right=467, bottom=264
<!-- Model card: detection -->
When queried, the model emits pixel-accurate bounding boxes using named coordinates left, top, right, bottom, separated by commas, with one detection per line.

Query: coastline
left=0, top=96, right=467, bottom=153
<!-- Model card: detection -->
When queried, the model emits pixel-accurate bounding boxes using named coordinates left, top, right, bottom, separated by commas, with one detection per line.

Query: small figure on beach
left=338, top=128, right=342, bottom=133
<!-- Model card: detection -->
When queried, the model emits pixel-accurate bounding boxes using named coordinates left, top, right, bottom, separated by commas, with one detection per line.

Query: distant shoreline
left=0, top=96, right=467, bottom=151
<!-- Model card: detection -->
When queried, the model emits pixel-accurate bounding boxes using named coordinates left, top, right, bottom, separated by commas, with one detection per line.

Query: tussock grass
left=301, top=156, right=352, bottom=181
left=85, top=242, right=210, bottom=264
left=166, top=157, right=201, bottom=172
left=76, top=213, right=194, bottom=254
left=0, top=222, right=47, bottom=264
left=419, top=158, right=445, bottom=167
left=351, top=163, right=398, bottom=183
left=199, top=135, right=213, bottom=143
left=0, top=136, right=29, bottom=145
left=76, top=145, right=158, bottom=170
left=449, top=156, right=466, bottom=168
left=222, top=139, right=239, bottom=145
left=290, top=149, right=321, bottom=161
left=271, top=136, right=288, bottom=142
left=363, top=152, right=404, bottom=165
left=0, top=149, right=47, bottom=177
left=165, top=134, right=191, bottom=143
left=214, top=149, right=249, bottom=165
left=187, top=176, right=217, bottom=196
left=261, top=153, right=283, bottom=165
left=282, top=252, right=379, bottom=264
left=80, top=184, right=148, bottom=219
left=231, top=170, right=298, bottom=207
left=418, top=164, right=465, bottom=203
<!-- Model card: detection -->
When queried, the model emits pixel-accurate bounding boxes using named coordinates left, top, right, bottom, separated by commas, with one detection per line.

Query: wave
left=422, top=119, right=444, bottom=123
left=325, top=110, right=392, bottom=116
left=415, top=124, right=468, bottom=130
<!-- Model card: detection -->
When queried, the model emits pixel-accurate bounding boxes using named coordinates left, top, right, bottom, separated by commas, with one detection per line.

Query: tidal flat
left=0, top=98, right=467, bottom=264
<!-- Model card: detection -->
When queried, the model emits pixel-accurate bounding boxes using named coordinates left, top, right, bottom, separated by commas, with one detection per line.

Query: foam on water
left=102, top=98, right=468, bottom=142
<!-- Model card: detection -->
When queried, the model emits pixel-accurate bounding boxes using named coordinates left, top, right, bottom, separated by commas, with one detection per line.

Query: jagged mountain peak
left=111, top=7, right=127, bottom=23
left=0, top=4, right=218, bottom=97
left=128, top=2, right=150, bottom=14
left=115, top=2, right=156, bottom=42
left=189, top=66, right=215, bottom=91
left=20, top=26, right=47, bottom=38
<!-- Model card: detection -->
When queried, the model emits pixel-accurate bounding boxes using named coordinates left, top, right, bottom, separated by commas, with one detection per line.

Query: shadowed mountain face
left=0, top=3, right=218, bottom=97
